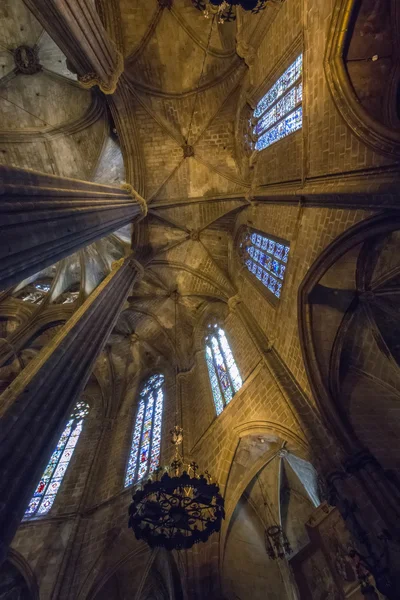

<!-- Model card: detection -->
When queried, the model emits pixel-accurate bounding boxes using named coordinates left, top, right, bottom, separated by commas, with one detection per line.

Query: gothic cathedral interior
left=0, top=0, right=400, bottom=599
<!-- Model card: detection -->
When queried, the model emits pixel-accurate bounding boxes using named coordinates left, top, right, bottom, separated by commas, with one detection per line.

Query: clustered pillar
left=22, top=0, right=123, bottom=93
left=0, top=165, right=146, bottom=291
left=0, top=258, right=141, bottom=563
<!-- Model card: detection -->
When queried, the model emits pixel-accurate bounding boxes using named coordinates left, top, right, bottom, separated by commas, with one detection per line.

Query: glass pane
left=125, top=399, right=145, bottom=487
left=254, top=55, right=302, bottom=118
left=25, top=404, right=88, bottom=518
left=206, top=345, right=224, bottom=415
left=218, top=329, right=242, bottom=394
left=149, top=388, right=163, bottom=473
left=137, top=395, right=154, bottom=481
left=255, top=106, right=303, bottom=151
left=254, top=82, right=302, bottom=136
left=125, top=374, right=164, bottom=487
left=210, top=335, right=233, bottom=403
left=241, top=229, right=290, bottom=299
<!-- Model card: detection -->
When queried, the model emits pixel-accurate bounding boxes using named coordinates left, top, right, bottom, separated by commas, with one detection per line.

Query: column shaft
left=0, top=257, right=139, bottom=562
left=0, top=165, right=146, bottom=291
left=22, top=0, right=123, bottom=93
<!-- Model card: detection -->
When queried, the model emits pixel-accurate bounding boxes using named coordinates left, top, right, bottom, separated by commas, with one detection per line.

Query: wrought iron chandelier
left=192, top=0, right=270, bottom=24
left=265, top=525, right=292, bottom=560
left=257, top=471, right=292, bottom=560
left=128, top=426, right=225, bottom=550
left=128, top=295, right=225, bottom=551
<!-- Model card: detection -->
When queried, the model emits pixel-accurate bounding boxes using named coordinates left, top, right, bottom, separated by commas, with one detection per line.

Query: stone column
left=0, top=257, right=141, bottom=562
left=22, top=0, right=123, bottom=94
left=325, top=451, right=400, bottom=600
left=0, top=165, right=147, bottom=291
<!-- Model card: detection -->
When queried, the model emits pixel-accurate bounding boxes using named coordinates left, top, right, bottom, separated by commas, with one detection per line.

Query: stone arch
left=219, top=427, right=318, bottom=600
left=78, top=528, right=182, bottom=600
left=0, top=548, right=40, bottom=599
left=325, top=0, right=400, bottom=158
left=192, top=300, right=228, bottom=354
left=298, top=212, right=400, bottom=467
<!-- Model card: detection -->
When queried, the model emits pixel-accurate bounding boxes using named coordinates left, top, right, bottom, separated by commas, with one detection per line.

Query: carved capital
left=78, top=49, right=124, bottom=95
left=236, top=41, right=256, bottom=69
left=228, top=294, right=242, bottom=312
left=121, top=183, right=148, bottom=216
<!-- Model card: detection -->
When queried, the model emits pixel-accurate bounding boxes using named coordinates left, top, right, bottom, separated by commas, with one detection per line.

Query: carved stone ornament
left=13, top=45, right=42, bottom=75
left=182, top=144, right=195, bottom=158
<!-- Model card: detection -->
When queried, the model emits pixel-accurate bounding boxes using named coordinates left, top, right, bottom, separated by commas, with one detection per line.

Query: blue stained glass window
left=251, top=54, right=303, bottom=151
left=205, top=324, right=242, bottom=415
left=125, top=374, right=164, bottom=487
left=240, top=229, right=290, bottom=300
left=25, top=400, right=89, bottom=518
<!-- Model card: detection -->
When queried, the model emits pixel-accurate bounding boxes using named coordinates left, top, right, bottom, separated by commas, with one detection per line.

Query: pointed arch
left=125, top=373, right=165, bottom=487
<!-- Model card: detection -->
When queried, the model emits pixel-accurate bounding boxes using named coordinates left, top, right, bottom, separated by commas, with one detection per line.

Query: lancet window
left=205, top=323, right=242, bottom=415
left=125, top=373, right=164, bottom=487
left=239, top=228, right=290, bottom=301
left=251, top=54, right=303, bottom=151
left=25, top=400, right=89, bottom=518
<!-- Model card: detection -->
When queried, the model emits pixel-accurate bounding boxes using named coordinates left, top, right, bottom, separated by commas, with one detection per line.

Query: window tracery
left=250, top=54, right=303, bottom=151
left=205, top=323, right=242, bottom=415
left=25, top=400, right=89, bottom=518
left=239, top=229, right=290, bottom=300
left=125, top=373, right=164, bottom=487
left=17, top=282, right=51, bottom=305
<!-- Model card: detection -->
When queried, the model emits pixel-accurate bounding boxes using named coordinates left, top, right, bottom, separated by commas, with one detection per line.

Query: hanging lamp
left=192, top=0, right=272, bottom=24
left=128, top=293, right=225, bottom=550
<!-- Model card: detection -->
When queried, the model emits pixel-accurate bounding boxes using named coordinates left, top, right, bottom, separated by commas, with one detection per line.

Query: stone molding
left=324, top=0, right=400, bottom=158
left=121, top=184, right=148, bottom=216
left=0, top=165, right=144, bottom=290
left=0, top=93, right=105, bottom=143
left=22, top=0, right=124, bottom=95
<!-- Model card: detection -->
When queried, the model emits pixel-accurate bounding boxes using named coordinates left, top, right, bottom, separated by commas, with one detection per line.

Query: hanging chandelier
left=192, top=0, right=270, bottom=24
left=265, top=525, right=292, bottom=560
left=256, top=471, right=292, bottom=560
left=128, top=426, right=225, bottom=550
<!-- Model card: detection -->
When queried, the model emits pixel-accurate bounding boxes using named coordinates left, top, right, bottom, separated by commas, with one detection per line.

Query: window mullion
left=211, top=340, right=228, bottom=408
left=135, top=398, right=147, bottom=482
left=256, top=96, right=302, bottom=141
left=147, top=388, right=156, bottom=478
left=254, top=77, right=302, bottom=123
left=216, top=332, right=235, bottom=397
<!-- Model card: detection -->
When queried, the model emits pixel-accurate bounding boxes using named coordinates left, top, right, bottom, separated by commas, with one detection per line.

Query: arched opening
left=299, top=214, right=400, bottom=473
left=0, top=550, right=39, bottom=600
left=222, top=434, right=320, bottom=600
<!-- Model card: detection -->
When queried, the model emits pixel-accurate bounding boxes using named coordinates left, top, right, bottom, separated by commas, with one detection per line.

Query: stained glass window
left=251, top=54, right=303, bottom=151
left=25, top=400, right=89, bottom=518
left=125, top=373, right=164, bottom=487
left=239, top=229, right=290, bottom=300
left=205, top=324, right=242, bottom=415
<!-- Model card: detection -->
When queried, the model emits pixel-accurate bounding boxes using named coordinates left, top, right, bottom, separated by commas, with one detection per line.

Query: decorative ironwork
left=13, top=45, right=42, bottom=75
left=128, top=426, right=225, bottom=550
left=192, top=0, right=272, bottom=23
left=265, top=525, right=292, bottom=560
